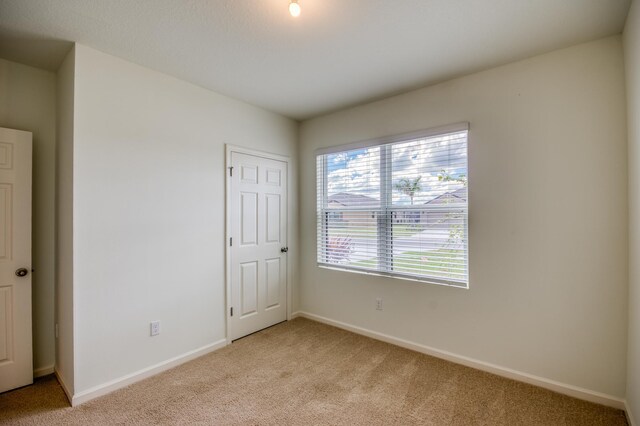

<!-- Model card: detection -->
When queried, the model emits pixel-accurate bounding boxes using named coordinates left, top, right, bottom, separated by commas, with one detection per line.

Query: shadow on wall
left=0, top=29, right=74, bottom=71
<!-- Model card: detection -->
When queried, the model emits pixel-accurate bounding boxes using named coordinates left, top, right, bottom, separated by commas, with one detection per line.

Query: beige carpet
left=0, top=318, right=628, bottom=425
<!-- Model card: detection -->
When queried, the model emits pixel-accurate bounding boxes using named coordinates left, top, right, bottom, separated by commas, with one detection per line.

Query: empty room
left=0, top=0, right=639, bottom=424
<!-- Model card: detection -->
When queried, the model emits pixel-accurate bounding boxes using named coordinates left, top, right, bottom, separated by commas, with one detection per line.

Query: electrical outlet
left=376, top=298, right=383, bottom=311
left=150, top=320, right=161, bottom=336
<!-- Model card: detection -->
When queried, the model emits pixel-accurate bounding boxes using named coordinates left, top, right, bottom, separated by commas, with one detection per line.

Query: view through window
left=316, top=126, right=469, bottom=287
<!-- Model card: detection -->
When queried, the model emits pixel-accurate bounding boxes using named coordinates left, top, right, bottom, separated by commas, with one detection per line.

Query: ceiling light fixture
left=289, top=0, right=301, bottom=17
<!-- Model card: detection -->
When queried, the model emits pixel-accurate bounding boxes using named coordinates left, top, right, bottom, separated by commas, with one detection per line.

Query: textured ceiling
left=0, top=0, right=631, bottom=120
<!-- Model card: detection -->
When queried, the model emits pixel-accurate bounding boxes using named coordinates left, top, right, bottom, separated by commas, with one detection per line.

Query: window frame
left=316, top=122, right=470, bottom=288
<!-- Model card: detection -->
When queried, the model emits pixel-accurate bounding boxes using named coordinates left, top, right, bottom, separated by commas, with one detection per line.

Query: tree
left=394, top=177, right=422, bottom=205
left=437, top=169, right=467, bottom=249
left=437, top=170, right=467, bottom=186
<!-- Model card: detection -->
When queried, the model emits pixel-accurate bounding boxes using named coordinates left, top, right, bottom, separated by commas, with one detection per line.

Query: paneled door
left=228, top=149, right=287, bottom=341
left=0, top=127, right=32, bottom=393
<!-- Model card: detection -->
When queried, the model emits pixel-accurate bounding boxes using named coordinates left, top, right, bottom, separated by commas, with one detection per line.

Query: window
left=316, top=123, right=469, bottom=287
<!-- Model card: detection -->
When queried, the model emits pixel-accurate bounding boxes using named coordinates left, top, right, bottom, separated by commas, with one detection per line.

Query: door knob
left=15, top=268, right=29, bottom=277
left=280, top=247, right=289, bottom=253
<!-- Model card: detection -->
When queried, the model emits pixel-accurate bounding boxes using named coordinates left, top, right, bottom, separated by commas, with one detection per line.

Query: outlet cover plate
left=150, top=320, right=161, bottom=336
left=376, top=298, right=383, bottom=311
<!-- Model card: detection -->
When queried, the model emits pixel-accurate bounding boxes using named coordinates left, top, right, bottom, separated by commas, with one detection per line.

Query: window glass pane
left=387, top=130, right=468, bottom=284
left=326, top=147, right=380, bottom=208
left=323, top=211, right=378, bottom=268
left=391, top=208, right=467, bottom=281
left=391, top=132, right=467, bottom=206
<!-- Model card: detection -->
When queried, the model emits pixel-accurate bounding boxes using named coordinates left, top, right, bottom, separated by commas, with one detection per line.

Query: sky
left=322, top=131, right=468, bottom=205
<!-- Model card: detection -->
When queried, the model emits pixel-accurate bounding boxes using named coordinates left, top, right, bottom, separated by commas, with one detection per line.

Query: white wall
left=55, top=47, right=75, bottom=394
left=299, top=36, right=628, bottom=398
left=0, top=57, right=56, bottom=375
left=69, top=44, right=298, bottom=394
left=625, top=1, right=640, bottom=422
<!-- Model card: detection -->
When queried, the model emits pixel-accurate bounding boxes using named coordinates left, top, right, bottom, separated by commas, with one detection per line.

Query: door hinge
left=230, top=237, right=233, bottom=246
left=228, top=166, right=233, bottom=177
left=230, top=307, right=233, bottom=317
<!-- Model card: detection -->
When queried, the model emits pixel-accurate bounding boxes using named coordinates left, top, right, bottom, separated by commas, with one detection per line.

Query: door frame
left=225, top=144, right=291, bottom=344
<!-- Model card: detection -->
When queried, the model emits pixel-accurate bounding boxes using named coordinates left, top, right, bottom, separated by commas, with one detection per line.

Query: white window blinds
left=316, top=124, right=469, bottom=287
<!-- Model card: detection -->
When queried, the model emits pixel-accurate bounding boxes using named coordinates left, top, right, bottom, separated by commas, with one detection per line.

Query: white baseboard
left=34, top=364, right=55, bottom=378
left=293, top=311, right=625, bottom=410
left=626, top=400, right=637, bottom=426
left=55, top=369, right=73, bottom=404
left=70, top=339, right=227, bottom=406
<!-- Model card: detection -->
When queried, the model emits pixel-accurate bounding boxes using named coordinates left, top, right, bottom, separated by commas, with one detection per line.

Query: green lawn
left=393, top=224, right=426, bottom=237
left=328, top=227, right=376, bottom=238
left=327, top=223, right=425, bottom=239
left=349, top=249, right=465, bottom=280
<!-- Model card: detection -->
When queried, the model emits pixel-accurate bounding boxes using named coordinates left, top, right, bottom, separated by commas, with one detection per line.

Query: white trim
left=226, top=144, right=291, bottom=163
left=626, top=400, right=637, bottom=426
left=315, top=122, right=469, bottom=155
left=33, top=364, right=55, bottom=378
left=225, top=145, right=233, bottom=345
left=70, top=339, right=227, bottom=406
left=54, top=369, right=73, bottom=404
left=294, top=311, right=625, bottom=410
left=225, top=144, right=291, bottom=343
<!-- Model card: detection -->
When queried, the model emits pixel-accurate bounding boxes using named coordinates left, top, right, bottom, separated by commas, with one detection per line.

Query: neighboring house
left=420, top=186, right=467, bottom=227
left=328, top=192, right=379, bottom=208
left=327, top=192, right=378, bottom=225
left=327, top=189, right=466, bottom=228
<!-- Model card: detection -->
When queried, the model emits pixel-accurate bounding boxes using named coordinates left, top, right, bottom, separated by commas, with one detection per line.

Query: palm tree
left=395, top=177, right=422, bottom=205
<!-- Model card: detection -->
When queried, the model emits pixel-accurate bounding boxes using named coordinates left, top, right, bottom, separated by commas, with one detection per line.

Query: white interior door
left=228, top=150, right=287, bottom=341
left=0, top=127, right=33, bottom=393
